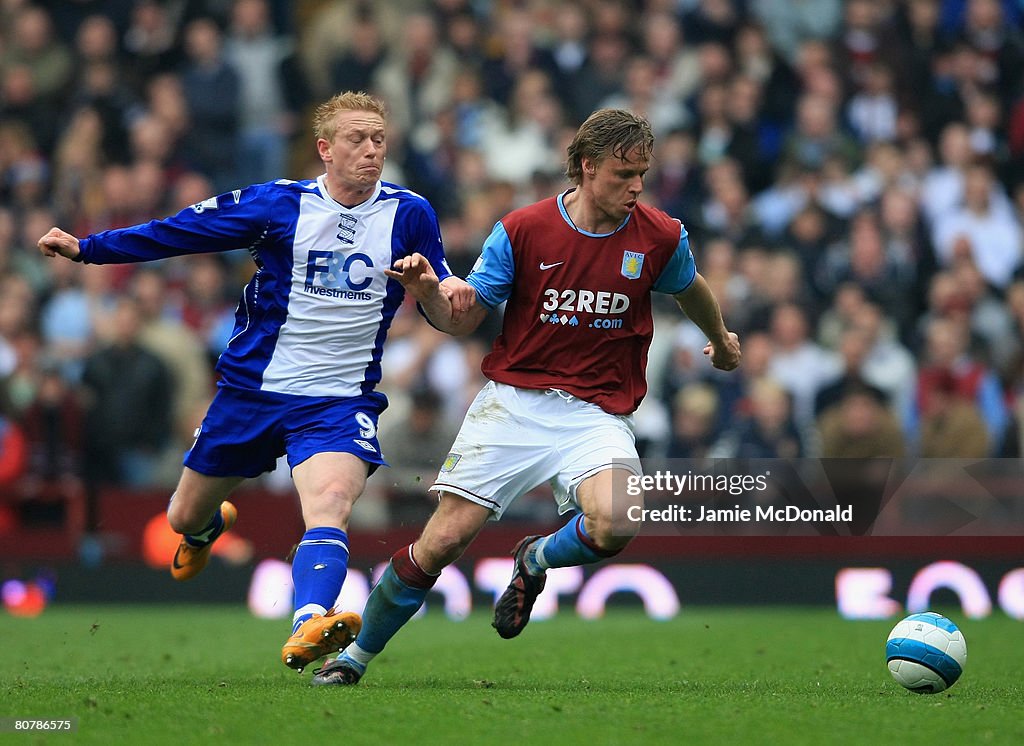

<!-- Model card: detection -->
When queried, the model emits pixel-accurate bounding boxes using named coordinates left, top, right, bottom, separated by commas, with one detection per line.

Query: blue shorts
left=183, top=385, right=389, bottom=478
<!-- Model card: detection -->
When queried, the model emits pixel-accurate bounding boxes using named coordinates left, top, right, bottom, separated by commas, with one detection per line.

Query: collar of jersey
left=557, top=189, right=632, bottom=237
left=316, top=174, right=382, bottom=213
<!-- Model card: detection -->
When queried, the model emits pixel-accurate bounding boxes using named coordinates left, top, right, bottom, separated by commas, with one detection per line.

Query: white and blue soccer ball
left=886, top=612, right=967, bottom=693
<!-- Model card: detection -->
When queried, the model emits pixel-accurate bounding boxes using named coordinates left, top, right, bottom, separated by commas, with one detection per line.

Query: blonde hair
left=312, top=91, right=388, bottom=141
left=565, top=109, right=654, bottom=184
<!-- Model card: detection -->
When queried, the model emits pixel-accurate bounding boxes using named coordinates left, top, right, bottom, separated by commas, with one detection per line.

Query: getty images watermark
left=625, top=468, right=853, bottom=526
left=611, top=458, right=1024, bottom=537
left=627, top=470, right=853, bottom=525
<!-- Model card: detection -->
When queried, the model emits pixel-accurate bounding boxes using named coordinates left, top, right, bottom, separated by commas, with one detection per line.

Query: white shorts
left=430, top=381, right=641, bottom=519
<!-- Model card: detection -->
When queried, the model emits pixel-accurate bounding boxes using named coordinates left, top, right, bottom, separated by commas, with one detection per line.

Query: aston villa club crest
left=621, top=251, right=644, bottom=279
left=440, top=452, right=462, bottom=472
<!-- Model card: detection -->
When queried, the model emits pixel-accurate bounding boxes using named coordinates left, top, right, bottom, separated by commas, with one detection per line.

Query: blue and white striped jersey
left=78, top=176, right=452, bottom=397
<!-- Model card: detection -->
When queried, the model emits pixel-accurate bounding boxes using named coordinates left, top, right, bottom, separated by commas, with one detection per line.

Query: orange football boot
left=170, top=501, right=237, bottom=581
left=282, top=609, right=362, bottom=672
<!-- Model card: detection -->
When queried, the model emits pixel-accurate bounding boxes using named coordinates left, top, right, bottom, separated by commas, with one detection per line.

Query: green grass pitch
left=1, top=605, right=1021, bottom=745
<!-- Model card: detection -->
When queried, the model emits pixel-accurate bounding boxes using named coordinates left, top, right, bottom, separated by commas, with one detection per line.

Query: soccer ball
left=886, top=612, right=967, bottom=693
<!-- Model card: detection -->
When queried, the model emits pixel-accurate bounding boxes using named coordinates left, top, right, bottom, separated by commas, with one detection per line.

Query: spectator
left=692, top=81, right=733, bottom=166
left=571, top=33, right=629, bottom=123
left=377, top=385, right=460, bottom=523
left=949, top=259, right=1018, bottom=374
left=701, top=329, right=777, bottom=434
left=549, top=2, right=590, bottom=95
left=639, top=10, right=701, bottom=107
left=44, top=260, right=118, bottom=374
left=957, top=0, right=1024, bottom=99
left=819, top=384, right=907, bottom=457
left=780, top=93, right=861, bottom=176
left=441, top=9, right=485, bottom=69
left=815, top=209, right=918, bottom=332
left=648, top=128, right=705, bottom=220
left=122, top=0, right=182, bottom=90
left=224, top=0, right=307, bottom=185
left=79, top=296, right=174, bottom=487
left=931, top=159, right=1023, bottom=289
left=918, top=369, right=990, bottom=457
left=1, top=5, right=73, bottom=103
left=13, top=207, right=57, bottom=296
left=751, top=0, right=842, bottom=65
left=180, top=17, right=241, bottom=192
left=683, top=0, right=744, bottom=47
left=19, top=358, right=84, bottom=482
left=878, top=186, right=933, bottom=308
left=73, top=14, right=121, bottom=68
left=0, top=397, right=29, bottom=487
left=0, top=275, right=34, bottom=380
left=327, top=5, right=385, bottom=95
left=849, top=301, right=918, bottom=426
left=666, top=382, right=722, bottom=458
left=179, top=256, right=237, bottom=365
left=908, top=315, right=1009, bottom=454
left=733, top=21, right=800, bottom=129
left=920, top=121, right=980, bottom=223
left=831, top=0, right=889, bottom=93
left=599, top=55, right=690, bottom=137
left=480, top=69, right=563, bottom=187
left=767, top=302, right=842, bottom=427
left=50, top=107, right=106, bottom=225
left=728, top=377, right=805, bottom=458
left=70, top=60, right=140, bottom=166
left=131, top=268, right=215, bottom=482
left=479, top=7, right=557, bottom=108
left=372, top=12, right=457, bottom=141
left=847, top=61, right=900, bottom=144
left=725, top=74, right=775, bottom=195
left=814, top=324, right=891, bottom=419
left=698, top=159, right=767, bottom=247
left=883, top=0, right=946, bottom=107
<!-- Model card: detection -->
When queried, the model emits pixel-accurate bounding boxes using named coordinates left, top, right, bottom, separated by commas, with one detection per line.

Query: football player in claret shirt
left=38, top=91, right=474, bottom=674
left=312, top=108, right=742, bottom=686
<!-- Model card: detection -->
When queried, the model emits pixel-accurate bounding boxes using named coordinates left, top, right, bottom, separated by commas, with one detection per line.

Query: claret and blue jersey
left=465, top=190, right=697, bottom=416
left=77, top=175, right=452, bottom=398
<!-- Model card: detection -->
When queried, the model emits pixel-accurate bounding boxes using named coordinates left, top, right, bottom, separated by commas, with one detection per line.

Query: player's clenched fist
left=703, top=332, right=741, bottom=372
left=37, top=227, right=81, bottom=261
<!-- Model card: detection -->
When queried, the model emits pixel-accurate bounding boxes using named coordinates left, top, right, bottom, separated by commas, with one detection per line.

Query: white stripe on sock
left=296, top=539, right=349, bottom=554
left=408, top=544, right=441, bottom=577
left=292, top=603, right=328, bottom=625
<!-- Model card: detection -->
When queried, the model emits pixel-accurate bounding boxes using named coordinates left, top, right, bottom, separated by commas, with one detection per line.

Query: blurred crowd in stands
left=2, top=0, right=1024, bottom=529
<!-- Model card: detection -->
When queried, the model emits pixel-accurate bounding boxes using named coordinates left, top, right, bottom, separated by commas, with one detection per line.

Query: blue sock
left=291, top=527, right=349, bottom=633
left=183, top=507, right=224, bottom=548
left=354, top=545, right=438, bottom=656
left=528, top=513, right=619, bottom=572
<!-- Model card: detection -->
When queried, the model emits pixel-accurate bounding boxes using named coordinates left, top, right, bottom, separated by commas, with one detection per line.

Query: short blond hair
left=312, top=91, right=388, bottom=141
left=565, top=109, right=654, bottom=184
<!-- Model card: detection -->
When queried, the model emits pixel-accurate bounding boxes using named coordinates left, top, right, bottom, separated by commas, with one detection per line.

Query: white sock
left=341, top=643, right=376, bottom=670
left=525, top=537, right=550, bottom=574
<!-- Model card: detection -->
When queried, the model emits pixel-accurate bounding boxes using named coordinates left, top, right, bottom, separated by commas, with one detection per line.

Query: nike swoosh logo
left=172, top=548, right=186, bottom=570
left=539, top=261, right=564, bottom=270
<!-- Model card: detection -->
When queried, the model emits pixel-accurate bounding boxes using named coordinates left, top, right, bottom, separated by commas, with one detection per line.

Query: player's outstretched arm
left=37, top=227, right=82, bottom=261
left=385, top=253, right=488, bottom=336
left=674, top=272, right=741, bottom=371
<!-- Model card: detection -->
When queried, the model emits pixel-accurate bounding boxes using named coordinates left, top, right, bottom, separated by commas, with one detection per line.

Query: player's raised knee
left=166, top=500, right=211, bottom=535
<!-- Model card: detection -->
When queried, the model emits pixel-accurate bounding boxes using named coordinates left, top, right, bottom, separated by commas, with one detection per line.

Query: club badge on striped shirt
left=621, top=251, right=644, bottom=279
